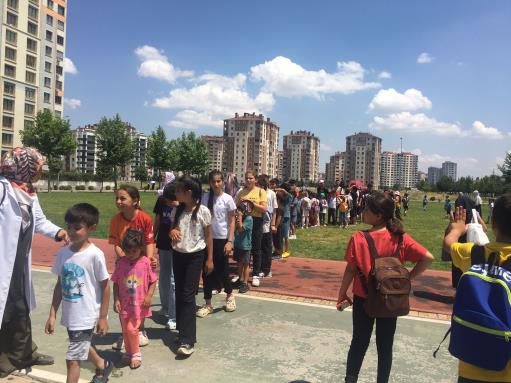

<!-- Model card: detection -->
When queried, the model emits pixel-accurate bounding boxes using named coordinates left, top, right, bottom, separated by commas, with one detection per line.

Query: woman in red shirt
left=337, top=192, right=434, bottom=383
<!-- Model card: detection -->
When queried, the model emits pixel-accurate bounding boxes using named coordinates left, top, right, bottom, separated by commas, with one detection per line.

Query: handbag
left=466, top=209, right=490, bottom=245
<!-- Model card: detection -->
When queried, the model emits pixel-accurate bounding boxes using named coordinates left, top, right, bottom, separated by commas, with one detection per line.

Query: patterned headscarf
left=1, top=147, right=46, bottom=194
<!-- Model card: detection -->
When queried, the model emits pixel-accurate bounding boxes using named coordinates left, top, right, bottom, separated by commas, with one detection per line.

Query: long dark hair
left=121, top=228, right=146, bottom=256
left=365, top=191, right=404, bottom=235
left=207, top=170, right=223, bottom=218
left=174, top=176, right=202, bottom=224
left=117, top=185, right=141, bottom=209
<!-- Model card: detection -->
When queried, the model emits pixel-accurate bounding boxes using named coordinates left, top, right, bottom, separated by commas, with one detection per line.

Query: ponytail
left=365, top=191, right=405, bottom=235
left=386, top=216, right=404, bottom=235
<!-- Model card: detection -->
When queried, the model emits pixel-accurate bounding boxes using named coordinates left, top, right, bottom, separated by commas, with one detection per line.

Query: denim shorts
left=280, top=217, right=290, bottom=239
left=66, top=328, right=94, bottom=360
left=233, top=248, right=250, bottom=264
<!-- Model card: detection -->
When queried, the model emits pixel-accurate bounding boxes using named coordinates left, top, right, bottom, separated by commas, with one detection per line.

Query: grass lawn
left=38, top=192, right=490, bottom=270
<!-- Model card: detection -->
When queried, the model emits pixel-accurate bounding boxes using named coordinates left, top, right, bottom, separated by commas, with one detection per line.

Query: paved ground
left=32, top=234, right=455, bottom=317
left=1, top=269, right=459, bottom=383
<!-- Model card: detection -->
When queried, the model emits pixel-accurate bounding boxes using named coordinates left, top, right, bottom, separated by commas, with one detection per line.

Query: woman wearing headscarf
left=0, top=147, right=69, bottom=377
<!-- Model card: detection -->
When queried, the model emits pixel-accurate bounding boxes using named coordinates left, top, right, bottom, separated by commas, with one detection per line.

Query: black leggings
left=251, top=216, right=263, bottom=274
left=345, top=296, right=397, bottom=383
left=203, top=239, right=233, bottom=300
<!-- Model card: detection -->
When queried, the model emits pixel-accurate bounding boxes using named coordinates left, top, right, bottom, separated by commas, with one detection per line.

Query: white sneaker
left=138, top=331, right=149, bottom=347
left=252, top=276, right=260, bottom=287
left=258, top=272, right=265, bottom=278
left=165, top=319, right=177, bottom=330
left=231, top=275, right=240, bottom=283
left=177, top=344, right=194, bottom=356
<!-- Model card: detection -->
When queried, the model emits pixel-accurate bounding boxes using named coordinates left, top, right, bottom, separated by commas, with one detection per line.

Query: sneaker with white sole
left=262, top=272, right=272, bottom=278
left=252, top=276, right=260, bottom=287
left=177, top=344, right=194, bottom=356
left=138, top=331, right=149, bottom=347
left=231, top=275, right=240, bottom=283
left=225, top=297, right=236, bottom=312
left=196, top=305, right=214, bottom=318
left=165, top=319, right=177, bottom=330
left=112, top=335, right=124, bottom=351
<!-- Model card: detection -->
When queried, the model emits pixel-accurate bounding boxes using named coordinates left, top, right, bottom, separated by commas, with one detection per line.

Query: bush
left=75, top=185, right=86, bottom=190
left=430, top=196, right=436, bottom=201
left=58, top=185, right=72, bottom=190
left=88, top=186, right=96, bottom=191
left=105, top=185, right=111, bottom=191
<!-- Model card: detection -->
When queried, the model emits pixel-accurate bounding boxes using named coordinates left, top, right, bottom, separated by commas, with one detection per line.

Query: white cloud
left=368, top=88, right=432, bottom=113
left=370, top=112, right=463, bottom=136
left=417, top=52, right=434, bottom=64
left=250, top=56, right=380, bottom=98
left=135, top=45, right=193, bottom=84
left=378, top=71, right=392, bottom=79
left=470, top=120, right=503, bottom=139
left=153, top=73, right=275, bottom=129
left=64, top=98, right=81, bottom=109
left=320, top=143, right=332, bottom=151
left=63, top=57, right=78, bottom=74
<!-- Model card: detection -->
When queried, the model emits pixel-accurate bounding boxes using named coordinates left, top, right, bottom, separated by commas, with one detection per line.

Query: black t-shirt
left=153, top=196, right=173, bottom=250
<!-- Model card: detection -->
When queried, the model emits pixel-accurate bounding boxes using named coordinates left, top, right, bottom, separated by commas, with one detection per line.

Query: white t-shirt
left=51, top=243, right=109, bottom=331
left=201, top=192, right=236, bottom=239
left=263, top=189, right=278, bottom=233
left=171, top=205, right=212, bottom=253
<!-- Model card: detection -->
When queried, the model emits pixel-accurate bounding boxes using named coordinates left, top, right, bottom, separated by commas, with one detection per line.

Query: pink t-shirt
left=111, top=256, right=157, bottom=319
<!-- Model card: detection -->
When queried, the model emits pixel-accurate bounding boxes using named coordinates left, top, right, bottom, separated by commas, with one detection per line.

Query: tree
left=173, top=132, right=209, bottom=176
left=498, top=152, right=511, bottom=192
left=48, top=157, right=63, bottom=189
left=95, top=161, right=113, bottom=192
left=95, top=114, right=134, bottom=189
left=135, top=165, right=148, bottom=188
left=20, top=110, right=76, bottom=192
left=436, top=176, right=455, bottom=192
left=415, top=180, right=431, bottom=192
left=146, top=126, right=175, bottom=184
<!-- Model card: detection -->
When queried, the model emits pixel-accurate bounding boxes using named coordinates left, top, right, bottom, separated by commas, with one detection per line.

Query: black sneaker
left=232, top=279, right=242, bottom=289
left=239, top=282, right=249, bottom=293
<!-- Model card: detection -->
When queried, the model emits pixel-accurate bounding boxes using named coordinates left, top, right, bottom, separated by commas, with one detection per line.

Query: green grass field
left=37, top=192, right=491, bottom=270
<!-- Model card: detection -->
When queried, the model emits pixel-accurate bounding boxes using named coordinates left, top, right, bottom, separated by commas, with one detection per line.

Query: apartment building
left=282, top=130, right=320, bottom=182
left=380, top=151, right=418, bottom=189
left=345, top=132, right=382, bottom=189
left=277, top=150, right=284, bottom=180
left=427, top=167, right=442, bottom=185
left=442, top=161, right=457, bottom=181
left=325, top=151, right=348, bottom=186
left=1, top=0, right=67, bottom=159
left=222, top=112, right=279, bottom=179
left=202, top=135, right=224, bottom=173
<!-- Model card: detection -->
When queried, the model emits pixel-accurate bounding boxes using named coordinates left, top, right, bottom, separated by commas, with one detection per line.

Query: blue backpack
left=435, top=245, right=511, bottom=371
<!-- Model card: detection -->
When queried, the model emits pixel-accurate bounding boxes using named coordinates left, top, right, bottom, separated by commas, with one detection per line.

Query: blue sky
left=63, top=1, right=511, bottom=177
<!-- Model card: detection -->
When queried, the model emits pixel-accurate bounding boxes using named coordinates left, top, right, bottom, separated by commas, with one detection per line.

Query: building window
left=27, top=21, right=38, bottom=36
left=45, top=61, right=51, bottom=73
left=44, top=77, right=51, bottom=88
left=25, top=70, right=36, bottom=84
left=54, top=110, right=61, bottom=118
left=24, top=103, right=35, bottom=116
left=45, top=46, right=52, bottom=57
left=4, top=65, right=16, bottom=78
left=57, top=35, right=64, bottom=45
left=56, top=65, right=63, bottom=75
left=26, top=54, right=36, bottom=69
left=55, top=96, right=62, bottom=105
left=47, top=0, right=54, bottom=9
left=57, top=20, right=65, bottom=31
left=7, top=0, right=18, bottom=10
left=27, top=38, right=37, bottom=53
left=3, top=116, right=14, bottom=129
left=56, top=50, right=64, bottom=61
left=6, top=29, right=17, bottom=45
left=2, top=133, right=13, bottom=146
left=46, top=14, right=53, bottom=26
left=45, top=30, right=53, bottom=42
left=28, top=5, right=39, bottom=20
left=3, top=98, right=15, bottom=112
left=7, top=12, right=18, bottom=27
left=25, top=87, right=36, bottom=101
left=4, top=82, right=15, bottom=96
left=5, top=47, right=16, bottom=62
left=55, top=80, right=63, bottom=91
left=43, top=92, right=50, bottom=103
left=58, top=5, right=65, bottom=16
left=24, top=119, right=34, bottom=129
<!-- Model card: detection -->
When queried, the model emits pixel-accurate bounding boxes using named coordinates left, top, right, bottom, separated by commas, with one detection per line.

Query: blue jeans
left=158, top=249, right=176, bottom=321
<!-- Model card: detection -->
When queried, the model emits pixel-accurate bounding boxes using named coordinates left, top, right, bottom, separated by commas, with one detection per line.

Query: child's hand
left=170, top=228, right=182, bottom=241
left=96, top=318, right=108, bottom=336
left=113, top=299, right=121, bottom=314
left=449, top=206, right=468, bottom=235
left=45, top=316, right=55, bottom=334
left=143, top=295, right=152, bottom=308
left=204, top=259, right=214, bottom=275
left=149, top=256, right=158, bottom=269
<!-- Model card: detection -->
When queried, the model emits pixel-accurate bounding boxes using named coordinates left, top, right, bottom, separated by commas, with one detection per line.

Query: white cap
left=319, top=180, right=324, bottom=183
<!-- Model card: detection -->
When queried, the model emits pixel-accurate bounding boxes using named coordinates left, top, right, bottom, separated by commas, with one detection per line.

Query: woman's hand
left=113, top=299, right=121, bottom=314
left=56, top=229, right=70, bottom=245
left=224, top=241, right=233, bottom=255
left=449, top=206, right=468, bottom=236
left=205, top=259, right=214, bottom=275
left=170, top=228, right=182, bottom=241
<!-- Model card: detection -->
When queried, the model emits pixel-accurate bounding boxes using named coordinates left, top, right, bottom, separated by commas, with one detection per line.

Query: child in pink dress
left=111, top=229, right=157, bottom=369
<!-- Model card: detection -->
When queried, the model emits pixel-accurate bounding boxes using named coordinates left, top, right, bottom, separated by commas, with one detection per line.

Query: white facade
left=202, top=135, right=224, bottom=173
left=345, top=132, right=382, bottom=189
left=442, top=161, right=457, bottom=181
left=380, top=151, right=418, bottom=189
left=325, top=151, right=347, bottom=185
left=282, top=130, right=320, bottom=182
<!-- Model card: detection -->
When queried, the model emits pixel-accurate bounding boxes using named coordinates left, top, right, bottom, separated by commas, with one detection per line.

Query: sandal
left=90, top=359, right=113, bottom=383
left=130, top=353, right=142, bottom=370
left=196, top=305, right=214, bottom=318
left=225, top=297, right=236, bottom=312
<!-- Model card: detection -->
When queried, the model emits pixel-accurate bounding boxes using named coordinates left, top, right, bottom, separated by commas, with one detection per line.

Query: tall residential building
left=345, top=132, right=382, bottom=189
left=277, top=150, right=284, bottom=180
left=380, top=151, right=418, bottom=189
left=66, top=122, right=148, bottom=181
left=202, top=135, right=224, bottom=173
left=428, top=167, right=442, bottom=185
left=325, top=151, right=348, bottom=185
left=1, top=0, right=68, bottom=159
left=222, top=112, right=279, bottom=179
left=282, top=130, right=320, bottom=182
left=442, top=161, right=457, bottom=181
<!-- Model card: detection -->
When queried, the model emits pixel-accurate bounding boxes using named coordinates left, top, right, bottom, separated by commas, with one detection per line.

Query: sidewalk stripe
left=19, top=368, right=87, bottom=383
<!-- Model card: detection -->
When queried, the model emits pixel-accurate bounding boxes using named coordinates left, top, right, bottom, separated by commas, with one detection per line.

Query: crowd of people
left=1, top=146, right=510, bottom=383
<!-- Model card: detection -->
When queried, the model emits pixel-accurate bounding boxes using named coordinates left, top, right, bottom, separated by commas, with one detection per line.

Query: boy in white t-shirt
left=45, top=204, right=112, bottom=383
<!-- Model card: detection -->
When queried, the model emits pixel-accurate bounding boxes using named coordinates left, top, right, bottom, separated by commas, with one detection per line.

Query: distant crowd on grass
left=2, top=146, right=511, bottom=383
